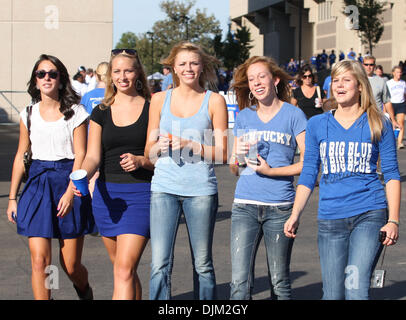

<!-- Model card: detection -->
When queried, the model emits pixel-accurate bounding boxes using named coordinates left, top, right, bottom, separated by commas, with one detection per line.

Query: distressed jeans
left=230, top=202, right=294, bottom=300
left=318, top=209, right=387, bottom=300
left=149, top=192, right=218, bottom=300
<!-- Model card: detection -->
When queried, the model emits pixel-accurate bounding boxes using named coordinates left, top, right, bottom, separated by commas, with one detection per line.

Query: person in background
left=284, top=60, right=400, bottom=300
left=161, top=66, right=174, bottom=91
left=291, top=65, right=325, bottom=119
left=145, top=41, right=228, bottom=300
left=81, top=62, right=109, bottom=115
left=229, top=56, right=307, bottom=300
left=339, top=51, right=345, bottom=61
left=375, top=65, right=388, bottom=81
left=386, top=65, right=406, bottom=149
left=347, top=48, right=356, bottom=60
left=74, top=49, right=154, bottom=300
left=362, top=56, right=397, bottom=127
left=328, top=50, right=336, bottom=68
left=86, top=68, right=97, bottom=92
left=6, top=54, right=96, bottom=300
left=72, top=72, right=87, bottom=97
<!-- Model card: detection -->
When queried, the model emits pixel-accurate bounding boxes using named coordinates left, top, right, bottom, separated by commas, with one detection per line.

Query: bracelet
left=387, top=220, right=400, bottom=227
left=9, top=198, right=17, bottom=201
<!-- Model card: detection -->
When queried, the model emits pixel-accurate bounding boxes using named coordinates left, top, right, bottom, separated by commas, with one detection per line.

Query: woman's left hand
left=245, top=155, right=270, bottom=175
left=120, top=153, right=144, bottom=172
left=57, top=191, right=74, bottom=218
left=380, top=223, right=399, bottom=246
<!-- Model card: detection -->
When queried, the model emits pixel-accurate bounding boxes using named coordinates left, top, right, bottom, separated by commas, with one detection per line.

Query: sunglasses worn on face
left=364, top=63, right=375, bottom=67
left=302, top=74, right=313, bottom=79
left=111, top=49, right=138, bottom=56
left=35, top=70, right=59, bottom=79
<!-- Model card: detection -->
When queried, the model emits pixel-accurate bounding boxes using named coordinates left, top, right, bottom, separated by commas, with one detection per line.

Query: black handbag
left=22, top=105, right=33, bottom=183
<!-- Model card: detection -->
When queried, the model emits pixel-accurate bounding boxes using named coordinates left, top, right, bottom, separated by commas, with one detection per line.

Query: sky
left=113, top=0, right=230, bottom=46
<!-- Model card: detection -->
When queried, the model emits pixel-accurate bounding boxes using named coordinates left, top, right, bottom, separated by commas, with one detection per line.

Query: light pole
left=146, top=31, right=154, bottom=74
left=181, top=14, right=190, bottom=40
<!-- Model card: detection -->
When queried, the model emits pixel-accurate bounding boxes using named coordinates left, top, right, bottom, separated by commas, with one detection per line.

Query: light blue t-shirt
left=323, top=75, right=331, bottom=99
left=80, top=88, right=105, bottom=114
left=161, top=73, right=174, bottom=91
left=151, top=89, right=217, bottom=196
left=298, top=111, right=400, bottom=220
left=233, top=103, right=307, bottom=203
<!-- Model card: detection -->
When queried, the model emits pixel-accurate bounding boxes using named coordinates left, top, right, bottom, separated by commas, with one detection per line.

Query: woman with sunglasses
left=284, top=60, right=400, bottom=300
left=228, top=56, right=307, bottom=300
left=145, top=42, right=228, bottom=300
left=6, top=54, right=96, bottom=300
left=73, top=49, right=153, bottom=300
left=291, top=65, right=326, bottom=119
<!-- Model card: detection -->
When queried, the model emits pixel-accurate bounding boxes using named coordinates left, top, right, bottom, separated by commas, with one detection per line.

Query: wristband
left=9, top=198, right=17, bottom=201
left=387, top=220, right=399, bottom=227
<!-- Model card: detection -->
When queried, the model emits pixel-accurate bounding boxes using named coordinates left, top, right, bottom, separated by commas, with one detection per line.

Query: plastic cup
left=69, top=169, right=89, bottom=196
left=394, top=128, right=400, bottom=139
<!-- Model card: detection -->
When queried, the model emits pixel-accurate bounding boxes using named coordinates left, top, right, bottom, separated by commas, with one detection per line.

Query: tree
left=218, top=24, right=253, bottom=71
left=115, top=32, right=138, bottom=49
left=115, top=0, right=222, bottom=75
left=343, top=0, right=387, bottom=54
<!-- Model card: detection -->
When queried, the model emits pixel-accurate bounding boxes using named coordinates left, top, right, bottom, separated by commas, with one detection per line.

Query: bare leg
left=28, top=237, right=52, bottom=300
left=112, top=234, right=148, bottom=300
left=59, top=236, right=90, bottom=294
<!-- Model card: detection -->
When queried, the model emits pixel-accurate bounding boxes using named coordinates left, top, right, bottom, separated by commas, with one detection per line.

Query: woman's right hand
left=6, top=200, right=17, bottom=224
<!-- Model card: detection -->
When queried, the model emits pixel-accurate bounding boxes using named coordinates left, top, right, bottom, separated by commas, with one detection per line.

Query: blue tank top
left=151, top=89, right=218, bottom=196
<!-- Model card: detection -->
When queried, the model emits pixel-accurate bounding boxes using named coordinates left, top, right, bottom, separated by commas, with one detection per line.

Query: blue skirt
left=92, top=179, right=151, bottom=238
left=17, top=160, right=97, bottom=239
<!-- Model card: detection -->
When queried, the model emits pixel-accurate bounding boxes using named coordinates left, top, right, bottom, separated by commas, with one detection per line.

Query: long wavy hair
left=232, top=56, right=292, bottom=111
left=330, top=60, right=384, bottom=142
left=27, top=54, right=80, bottom=120
left=102, top=52, right=151, bottom=108
left=161, top=41, right=220, bottom=91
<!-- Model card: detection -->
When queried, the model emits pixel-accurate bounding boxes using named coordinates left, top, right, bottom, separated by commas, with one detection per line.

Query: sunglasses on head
left=302, top=74, right=313, bottom=79
left=363, top=63, right=375, bottom=67
left=35, top=70, right=59, bottom=79
left=111, top=49, right=138, bottom=56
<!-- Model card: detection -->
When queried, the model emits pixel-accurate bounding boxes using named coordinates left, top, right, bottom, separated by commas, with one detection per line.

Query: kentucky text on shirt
left=241, top=130, right=293, bottom=146
left=320, top=141, right=372, bottom=174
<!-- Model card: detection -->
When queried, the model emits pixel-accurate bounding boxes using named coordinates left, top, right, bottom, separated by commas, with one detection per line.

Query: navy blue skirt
left=92, top=179, right=151, bottom=238
left=17, top=159, right=97, bottom=239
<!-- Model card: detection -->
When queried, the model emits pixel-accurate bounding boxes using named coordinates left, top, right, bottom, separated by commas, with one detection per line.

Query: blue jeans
left=230, top=202, right=294, bottom=300
left=149, top=192, right=218, bottom=300
left=318, top=209, right=387, bottom=300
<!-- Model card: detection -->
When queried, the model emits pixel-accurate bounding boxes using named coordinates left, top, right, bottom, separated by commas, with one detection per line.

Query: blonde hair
left=330, top=60, right=384, bottom=142
left=102, top=53, right=151, bottom=107
left=232, top=56, right=292, bottom=111
left=161, top=41, right=220, bottom=90
left=95, top=62, right=108, bottom=83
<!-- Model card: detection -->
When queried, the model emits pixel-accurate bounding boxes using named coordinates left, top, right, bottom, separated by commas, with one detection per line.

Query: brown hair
left=161, top=41, right=220, bottom=90
left=102, top=52, right=151, bottom=107
left=330, top=60, right=384, bottom=142
left=231, top=56, right=292, bottom=111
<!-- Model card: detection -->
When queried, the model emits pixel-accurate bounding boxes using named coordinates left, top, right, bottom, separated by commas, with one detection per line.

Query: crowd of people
left=5, top=41, right=402, bottom=301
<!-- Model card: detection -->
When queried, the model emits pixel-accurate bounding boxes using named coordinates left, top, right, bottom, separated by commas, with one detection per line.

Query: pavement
left=0, top=123, right=405, bottom=300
